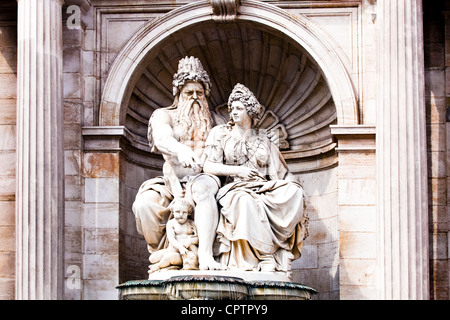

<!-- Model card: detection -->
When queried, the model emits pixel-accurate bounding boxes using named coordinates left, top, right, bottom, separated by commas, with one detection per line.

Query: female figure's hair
left=227, top=83, right=263, bottom=128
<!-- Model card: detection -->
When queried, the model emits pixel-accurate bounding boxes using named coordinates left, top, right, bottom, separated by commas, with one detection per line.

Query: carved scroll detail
left=210, top=0, right=240, bottom=23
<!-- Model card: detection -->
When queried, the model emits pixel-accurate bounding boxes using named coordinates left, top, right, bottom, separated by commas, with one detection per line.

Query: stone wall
left=0, top=2, right=17, bottom=300
left=63, top=11, right=84, bottom=300
left=293, top=168, right=339, bottom=300
left=424, top=0, right=450, bottom=300
left=119, top=157, right=158, bottom=284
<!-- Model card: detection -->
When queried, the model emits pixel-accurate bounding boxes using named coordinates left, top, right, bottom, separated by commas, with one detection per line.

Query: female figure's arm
left=203, top=159, right=262, bottom=180
left=202, top=125, right=265, bottom=180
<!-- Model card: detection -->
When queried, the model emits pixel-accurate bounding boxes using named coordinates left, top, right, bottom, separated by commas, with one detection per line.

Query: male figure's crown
left=172, top=56, right=211, bottom=97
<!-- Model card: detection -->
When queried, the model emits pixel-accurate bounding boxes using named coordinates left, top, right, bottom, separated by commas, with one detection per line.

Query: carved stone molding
left=82, top=126, right=163, bottom=170
left=210, top=0, right=240, bottom=22
left=330, top=125, right=376, bottom=153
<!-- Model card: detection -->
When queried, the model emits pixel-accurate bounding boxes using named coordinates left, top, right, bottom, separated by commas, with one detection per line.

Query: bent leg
left=132, top=188, right=172, bottom=253
left=190, top=175, right=223, bottom=270
left=149, top=251, right=182, bottom=273
left=158, top=251, right=183, bottom=269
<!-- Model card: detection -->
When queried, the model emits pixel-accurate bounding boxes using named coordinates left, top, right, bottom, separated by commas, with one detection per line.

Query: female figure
left=203, top=84, right=308, bottom=273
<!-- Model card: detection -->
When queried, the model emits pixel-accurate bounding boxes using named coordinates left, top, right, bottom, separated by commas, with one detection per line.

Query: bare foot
left=148, top=264, right=160, bottom=274
left=199, top=257, right=225, bottom=270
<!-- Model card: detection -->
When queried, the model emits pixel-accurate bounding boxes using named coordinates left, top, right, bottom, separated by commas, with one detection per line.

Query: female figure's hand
left=237, top=167, right=264, bottom=180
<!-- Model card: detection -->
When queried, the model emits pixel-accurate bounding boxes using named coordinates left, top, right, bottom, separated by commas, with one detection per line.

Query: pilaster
left=16, top=0, right=65, bottom=299
left=376, top=0, right=429, bottom=300
left=331, top=125, right=377, bottom=299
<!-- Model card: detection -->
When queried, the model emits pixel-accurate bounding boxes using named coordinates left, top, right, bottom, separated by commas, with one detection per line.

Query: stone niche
left=117, top=20, right=340, bottom=298
left=85, top=0, right=366, bottom=300
left=126, top=20, right=339, bottom=171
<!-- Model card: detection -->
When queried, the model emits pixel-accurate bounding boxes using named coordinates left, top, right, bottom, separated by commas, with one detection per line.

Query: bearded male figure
left=132, top=57, right=223, bottom=271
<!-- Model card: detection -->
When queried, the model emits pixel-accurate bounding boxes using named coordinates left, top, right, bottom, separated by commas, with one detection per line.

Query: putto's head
left=168, top=197, right=194, bottom=216
left=172, top=56, right=212, bottom=97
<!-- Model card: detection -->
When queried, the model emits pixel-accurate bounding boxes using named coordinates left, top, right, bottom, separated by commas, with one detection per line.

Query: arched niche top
left=99, top=0, right=359, bottom=128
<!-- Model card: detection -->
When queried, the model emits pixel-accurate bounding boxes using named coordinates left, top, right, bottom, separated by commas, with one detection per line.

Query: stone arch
left=99, top=0, right=358, bottom=129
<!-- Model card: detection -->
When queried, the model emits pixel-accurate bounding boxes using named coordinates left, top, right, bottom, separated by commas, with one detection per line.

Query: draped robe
left=204, top=125, right=308, bottom=271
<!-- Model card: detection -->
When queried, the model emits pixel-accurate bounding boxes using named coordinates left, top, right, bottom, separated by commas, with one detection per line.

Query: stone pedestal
left=16, top=0, right=65, bottom=299
left=376, top=0, right=429, bottom=300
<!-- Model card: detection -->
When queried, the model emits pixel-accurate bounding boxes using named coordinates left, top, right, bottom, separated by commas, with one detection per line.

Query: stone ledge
left=330, top=125, right=376, bottom=153
left=147, top=269, right=292, bottom=283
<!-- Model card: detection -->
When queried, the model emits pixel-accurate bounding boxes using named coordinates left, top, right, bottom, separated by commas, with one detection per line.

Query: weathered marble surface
left=132, top=58, right=308, bottom=279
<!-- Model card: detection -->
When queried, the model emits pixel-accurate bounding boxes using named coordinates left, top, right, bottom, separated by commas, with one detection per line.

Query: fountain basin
left=117, top=274, right=316, bottom=300
left=164, top=275, right=249, bottom=300
left=117, top=280, right=167, bottom=300
left=249, top=281, right=315, bottom=300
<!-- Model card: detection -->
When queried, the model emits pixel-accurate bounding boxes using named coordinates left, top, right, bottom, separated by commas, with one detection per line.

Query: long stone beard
left=173, top=96, right=212, bottom=145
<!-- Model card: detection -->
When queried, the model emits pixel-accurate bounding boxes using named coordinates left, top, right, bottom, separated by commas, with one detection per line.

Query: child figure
left=149, top=198, right=199, bottom=274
